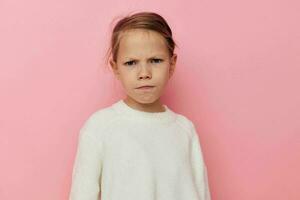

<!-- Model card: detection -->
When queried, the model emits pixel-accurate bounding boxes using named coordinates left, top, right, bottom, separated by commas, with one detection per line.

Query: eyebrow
left=124, top=55, right=165, bottom=60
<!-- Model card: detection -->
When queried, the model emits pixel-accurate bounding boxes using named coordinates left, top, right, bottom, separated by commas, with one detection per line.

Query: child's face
left=110, top=29, right=177, bottom=105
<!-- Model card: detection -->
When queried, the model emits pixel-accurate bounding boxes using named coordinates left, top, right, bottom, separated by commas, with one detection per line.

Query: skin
left=110, top=28, right=177, bottom=113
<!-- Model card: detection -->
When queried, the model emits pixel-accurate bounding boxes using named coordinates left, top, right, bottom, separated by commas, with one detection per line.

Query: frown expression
left=110, top=28, right=177, bottom=104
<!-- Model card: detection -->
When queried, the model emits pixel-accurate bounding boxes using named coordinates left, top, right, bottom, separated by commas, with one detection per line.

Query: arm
left=190, top=124, right=211, bottom=200
left=69, top=121, right=103, bottom=200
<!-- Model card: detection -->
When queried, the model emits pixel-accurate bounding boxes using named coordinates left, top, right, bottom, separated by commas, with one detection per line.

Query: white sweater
left=69, top=99, right=211, bottom=200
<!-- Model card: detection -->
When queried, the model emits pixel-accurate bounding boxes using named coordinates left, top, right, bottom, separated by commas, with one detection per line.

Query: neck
left=123, top=97, right=166, bottom=113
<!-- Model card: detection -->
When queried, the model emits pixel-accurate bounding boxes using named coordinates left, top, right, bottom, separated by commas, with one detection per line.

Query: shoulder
left=79, top=105, right=120, bottom=138
left=174, top=113, right=203, bottom=147
left=175, top=113, right=197, bottom=138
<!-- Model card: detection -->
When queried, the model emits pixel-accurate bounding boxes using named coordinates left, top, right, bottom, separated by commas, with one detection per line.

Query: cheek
left=120, top=73, right=136, bottom=87
left=155, top=66, right=170, bottom=79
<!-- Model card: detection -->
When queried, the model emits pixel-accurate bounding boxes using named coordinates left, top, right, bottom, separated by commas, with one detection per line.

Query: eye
left=151, top=59, right=163, bottom=64
left=124, top=60, right=136, bottom=66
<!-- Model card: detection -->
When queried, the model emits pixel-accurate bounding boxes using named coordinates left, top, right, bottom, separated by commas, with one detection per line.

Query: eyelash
left=124, top=59, right=163, bottom=66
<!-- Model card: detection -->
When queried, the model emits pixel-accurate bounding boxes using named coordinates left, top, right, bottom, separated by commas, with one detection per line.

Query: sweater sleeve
left=190, top=124, right=211, bottom=200
left=69, top=120, right=103, bottom=200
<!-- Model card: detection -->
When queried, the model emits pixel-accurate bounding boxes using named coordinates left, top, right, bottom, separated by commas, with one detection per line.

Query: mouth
left=135, top=85, right=155, bottom=91
left=136, top=85, right=155, bottom=89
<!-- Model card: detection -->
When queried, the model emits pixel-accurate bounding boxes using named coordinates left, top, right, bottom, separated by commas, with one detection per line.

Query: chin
left=129, top=96, right=160, bottom=105
left=137, top=99, right=157, bottom=104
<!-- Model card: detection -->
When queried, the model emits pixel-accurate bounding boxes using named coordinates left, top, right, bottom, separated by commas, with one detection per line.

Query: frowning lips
left=136, top=85, right=155, bottom=89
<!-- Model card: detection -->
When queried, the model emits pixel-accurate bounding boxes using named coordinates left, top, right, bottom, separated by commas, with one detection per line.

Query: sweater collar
left=111, top=99, right=176, bottom=124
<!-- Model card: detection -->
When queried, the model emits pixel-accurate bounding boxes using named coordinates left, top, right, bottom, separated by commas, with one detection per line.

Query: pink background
left=1, top=0, right=299, bottom=199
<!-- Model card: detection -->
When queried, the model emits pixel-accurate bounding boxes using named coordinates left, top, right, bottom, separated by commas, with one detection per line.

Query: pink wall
left=1, top=0, right=299, bottom=199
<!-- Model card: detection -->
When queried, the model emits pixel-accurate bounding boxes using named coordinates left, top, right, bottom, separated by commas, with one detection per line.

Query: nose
left=138, top=63, right=152, bottom=80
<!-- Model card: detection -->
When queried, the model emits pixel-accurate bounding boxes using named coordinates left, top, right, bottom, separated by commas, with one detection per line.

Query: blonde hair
left=104, top=11, right=178, bottom=68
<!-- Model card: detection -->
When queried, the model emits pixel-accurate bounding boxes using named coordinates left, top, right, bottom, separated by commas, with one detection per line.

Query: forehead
left=118, top=29, right=169, bottom=58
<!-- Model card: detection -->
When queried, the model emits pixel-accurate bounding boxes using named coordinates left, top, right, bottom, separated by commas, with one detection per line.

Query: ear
left=169, top=53, right=177, bottom=79
left=110, top=59, right=120, bottom=80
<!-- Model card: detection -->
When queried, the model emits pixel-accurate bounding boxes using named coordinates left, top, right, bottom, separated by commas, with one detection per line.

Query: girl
left=69, top=11, right=211, bottom=200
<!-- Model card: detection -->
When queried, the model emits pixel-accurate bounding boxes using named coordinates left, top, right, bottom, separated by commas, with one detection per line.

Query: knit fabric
left=69, top=99, right=211, bottom=200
